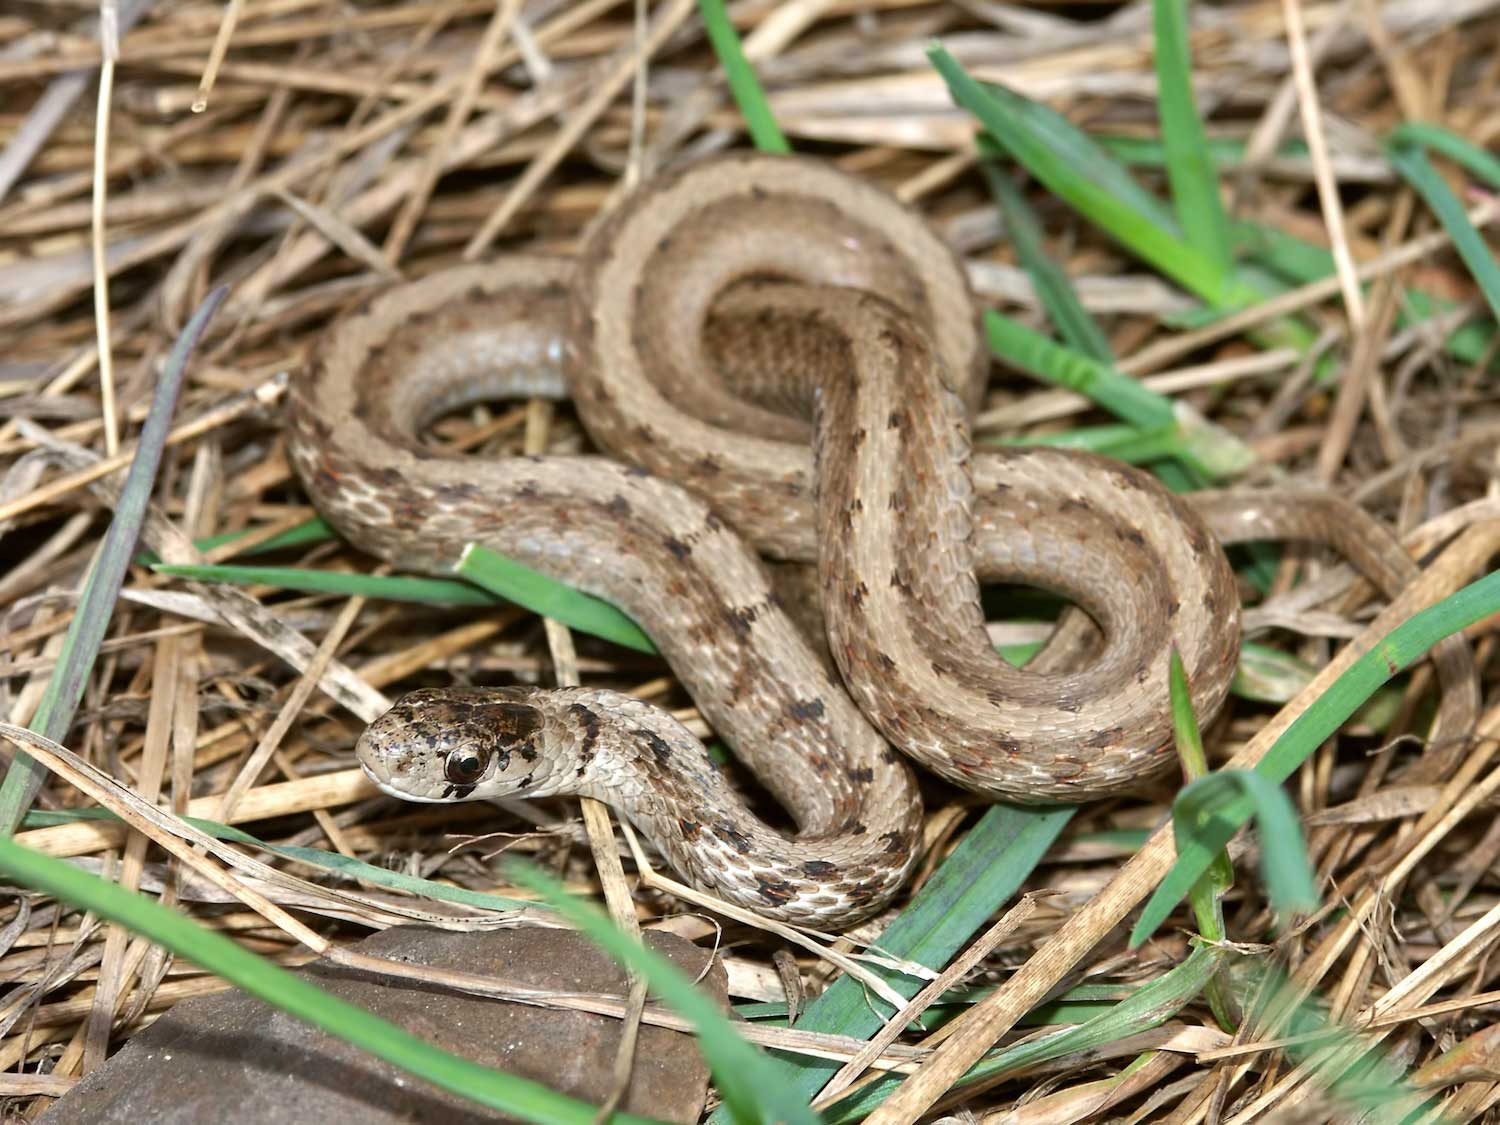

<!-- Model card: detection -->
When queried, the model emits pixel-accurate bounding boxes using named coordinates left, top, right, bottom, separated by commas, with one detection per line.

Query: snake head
left=356, top=687, right=546, bottom=802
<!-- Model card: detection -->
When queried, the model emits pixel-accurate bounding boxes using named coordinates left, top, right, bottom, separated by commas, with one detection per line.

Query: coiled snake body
left=288, top=154, right=1475, bottom=927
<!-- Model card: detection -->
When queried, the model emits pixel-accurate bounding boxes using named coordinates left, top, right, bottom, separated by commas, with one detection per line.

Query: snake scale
left=288, top=153, right=1477, bottom=927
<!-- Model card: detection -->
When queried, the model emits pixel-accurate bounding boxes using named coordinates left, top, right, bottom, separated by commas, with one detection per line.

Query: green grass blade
left=21, top=808, right=537, bottom=915
left=992, top=422, right=1185, bottom=464
left=0, top=837, right=654, bottom=1123
left=505, top=860, right=812, bottom=1125
left=931, top=44, right=1247, bottom=306
left=1387, top=141, right=1500, bottom=327
left=153, top=562, right=500, bottom=606
left=0, top=289, right=228, bottom=837
left=984, top=313, right=1256, bottom=479
left=978, top=151, right=1113, bottom=361
left=822, top=943, right=1227, bottom=1122
left=1235, top=219, right=1496, bottom=366
left=985, top=312, right=1172, bottom=428
left=456, top=544, right=656, bottom=654
left=698, top=0, right=789, bottom=153
left=712, top=805, right=1072, bottom=1119
left=137, top=515, right=337, bottom=567
left=1388, top=122, right=1500, bottom=189
left=974, top=79, right=1181, bottom=234
left=1134, top=566, right=1500, bottom=944
left=1152, top=0, right=1232, bottom=271
left=1162, top=771, right=1316, bottom=950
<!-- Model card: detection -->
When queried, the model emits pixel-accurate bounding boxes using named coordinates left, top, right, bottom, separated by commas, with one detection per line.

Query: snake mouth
left=362, top=768, right=451, bottom=804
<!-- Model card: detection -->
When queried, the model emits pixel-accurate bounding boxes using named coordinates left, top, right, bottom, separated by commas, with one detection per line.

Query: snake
left=287, top=153, right=1477, bottom=928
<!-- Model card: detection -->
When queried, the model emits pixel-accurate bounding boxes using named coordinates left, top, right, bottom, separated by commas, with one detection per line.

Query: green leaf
left=978, top=151, right=1114, bottom=361
left=505, top=859, right=813, bottom=1125
left=930, top=44, right=1248, bottom=307
left=0, top=837, right=658, bottom=1124
left=983, top=314, right=1255, bottom=479
left=153, top=562, right=498, bottom=606
left=137, top=515, right=338, bottom=567
left=698, top=0, right=790, bottom=153
left=974, top=79, right=1181, bottom=234
left=1152, top=0, right=1233, bottom=271
left=456, top=544, right=656, bottom=654
left=22, top=808, right=536, bottom=915
left=0, top=289, right=228, bottom=837
left=1388, top=141, right=1500, bottom=328
left=821, top=943, right=1228, bottom=1122
left=1388, top=122, right=1500, bottom=190
left=1235, top=219, right=1496, bottom=366
left=1133, top=566, right=1500, bottom=944
left=714, top=805, right=1072, bottom=1118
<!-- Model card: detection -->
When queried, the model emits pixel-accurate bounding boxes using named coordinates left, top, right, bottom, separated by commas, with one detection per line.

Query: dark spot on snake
left=847, top=766, right=874, bottom=784
left=518, top=743, right=538, bottom=763
left=1060, top=496, right=1092, bottom=514
left=848, top=879, right=883, bottom=902
left=755, top=877, right=794, bottom=906
left=889, top=570, right=912, bottom=594
left=850, top=497, right=863, bottom=513
left=625, top=464, right=650, bottom=478
left=516, top=776, right=532, bottom=788
left=1117, top=527, right=1147, bottom=548
left=1167, top=598, right=1181, bottom=618
left=1055, top=694, right=1081, bottom=713
left=640, top=728, right=674, bottom=764
left=879, top=831, right=906, bottom=854
left=718, top=824, right=752, bottom=854
left=704, top=511, right=723, bottom=531
left=663, top=536, right=692, bottom=561
left=605, top=494, right=632, bottom=517
left=516, top=480, right=541, bottom=499
left=749, top=185, right=768, bottom=201
left=887, top=410, right=908, bottom=431
left=1086, top=726, right=1125, bottom=749
left=930, top=657, right=959, bottom=679
left=849, top=581, right=869, bottom=608
left=465, top=284, right=489, bottom=302
left=875, top=651, right=896, bottom=672
left=851, top=428, right=867, bottom=449
left=725, top=605, right=757, bottom=638
left=840, top=507, right=854, bottom=533
left=786, top=697, right=825, bottom=721
left=441, top=783, right=476, bottom=800
left=849, top=822, right=867, bottom=836
left=802, top=860, right=838, bottom=877
left=696, top=455, right=722, bottom=476
left=679, top=818, right=700, bottom=839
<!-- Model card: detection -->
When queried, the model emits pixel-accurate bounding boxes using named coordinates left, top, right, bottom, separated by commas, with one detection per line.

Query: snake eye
left=444, top=748, right=489, bottom=784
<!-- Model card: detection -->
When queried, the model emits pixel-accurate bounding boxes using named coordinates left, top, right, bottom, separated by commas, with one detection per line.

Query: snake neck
left=542, top=688, right=918, bottom=926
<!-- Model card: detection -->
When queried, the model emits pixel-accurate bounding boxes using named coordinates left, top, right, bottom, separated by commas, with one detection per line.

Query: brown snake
left=288, top=153, right=1477, bottom=927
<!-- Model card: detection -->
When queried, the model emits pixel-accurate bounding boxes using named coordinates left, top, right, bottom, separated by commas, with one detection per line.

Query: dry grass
left=2, top=0, right=1500, bottom=1121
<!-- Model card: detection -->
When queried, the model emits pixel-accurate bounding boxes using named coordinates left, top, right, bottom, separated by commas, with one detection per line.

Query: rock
left=43, top=925, right=721, bottom=1124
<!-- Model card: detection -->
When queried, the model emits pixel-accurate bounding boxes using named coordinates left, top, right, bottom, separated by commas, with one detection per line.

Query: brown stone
left=43, top=925, right=721, bottom=1124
